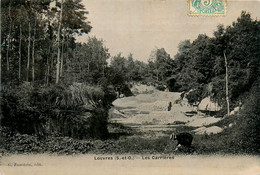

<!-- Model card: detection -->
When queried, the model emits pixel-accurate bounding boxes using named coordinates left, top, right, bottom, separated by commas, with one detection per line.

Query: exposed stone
left=230, top=106, right=240, bottom=115
left=194, top=126, right=223, bottom=135
left=198, top=97, right=221, bottom=112
left=186, top=116, right=221, bottom=127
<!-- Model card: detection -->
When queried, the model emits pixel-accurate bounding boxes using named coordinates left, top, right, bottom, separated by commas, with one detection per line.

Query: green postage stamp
left=188, top=0, right=226, bottom=16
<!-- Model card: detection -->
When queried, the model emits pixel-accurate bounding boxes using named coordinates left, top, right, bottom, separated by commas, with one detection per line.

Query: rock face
left=110, top=85, right=225, bottom=137
left=230, top=106, right=240, bottom=115
left=198, top=97, right=221, bottom=112
left=193, top=126, right=223, bottom=135
left=186, top=116, right=222, bottom=127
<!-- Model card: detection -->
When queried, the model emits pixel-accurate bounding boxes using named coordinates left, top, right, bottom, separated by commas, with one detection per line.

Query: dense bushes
left=0, top=127, right=94, bottom=154
left=193, top=81, right=260, bottom=154
left=1, top=82, right=116, bottom=140
left=232, top=82, right=260, bottom=153
left=185, top=87, right=205, bottom=105
left=168, top=12, right=260, bottom=109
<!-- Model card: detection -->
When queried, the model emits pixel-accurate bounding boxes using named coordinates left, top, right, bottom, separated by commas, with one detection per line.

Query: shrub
left=233, top=83, right=260, bottom=153
left=186, top=87, right=204, bottom=104
left=1, top=83, right=112, bottom=140
left=193, top=80, right=260, bottom=154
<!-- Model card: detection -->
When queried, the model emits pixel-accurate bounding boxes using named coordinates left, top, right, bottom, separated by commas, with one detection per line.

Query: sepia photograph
left=0, top=0, right=259, bottom=174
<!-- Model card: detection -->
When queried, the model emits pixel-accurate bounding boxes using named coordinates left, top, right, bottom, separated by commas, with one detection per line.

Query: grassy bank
left=0, top=123, right=257, bottom=156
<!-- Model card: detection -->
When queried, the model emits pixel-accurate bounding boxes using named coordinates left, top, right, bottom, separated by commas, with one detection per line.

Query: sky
left=77, top=0, right=260, bottom=62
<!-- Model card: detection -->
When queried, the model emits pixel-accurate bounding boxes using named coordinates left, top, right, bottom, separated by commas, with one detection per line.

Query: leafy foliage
left=171, top=12, right=260, bottom=108
left=0, top=10, right=259, bottom=155
left=1, top=0, right=92, bottom=84
left=1, top=83, right=114, bottom=139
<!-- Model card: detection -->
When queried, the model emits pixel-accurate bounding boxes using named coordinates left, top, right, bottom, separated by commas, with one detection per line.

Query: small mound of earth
left=193, top=126, right=223, bottom=135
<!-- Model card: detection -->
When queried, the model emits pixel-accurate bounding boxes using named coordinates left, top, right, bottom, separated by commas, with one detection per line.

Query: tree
left=6, top=0, right=12, bottom=72
left=55, top=0, right=63, bottom=84
left=26, top=20, right=31, bottom=82
left=0, top=0, right=92, bottom=85
left=126, top=53, right=135, bottom=81
left=0, top=0, right=2, bottom=126
left=52, top=0, right=92, bottom=84
left=224, top=51, right=230, bottom=116
left=18, top=24, right=22, bottom=81
left=63, top=37, right=109, bottom=84
left=110, top=53, right=128, bottom=83
left=211, top=11, right=260, bottom=109
left=148, top=48, right=172, bottom=83
left=171, top=12, right=259, bottom=108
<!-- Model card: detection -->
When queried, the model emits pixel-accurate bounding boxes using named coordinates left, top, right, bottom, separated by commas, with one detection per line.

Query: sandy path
left=1, top=154, right=259, bottom=175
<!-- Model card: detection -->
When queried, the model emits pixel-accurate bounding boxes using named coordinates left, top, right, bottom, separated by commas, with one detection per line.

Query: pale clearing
left=109, top=85, right=223, bottom=136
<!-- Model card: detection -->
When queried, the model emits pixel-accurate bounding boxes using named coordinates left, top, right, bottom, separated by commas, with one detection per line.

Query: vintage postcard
left=0, top=0, right=260, bottom=175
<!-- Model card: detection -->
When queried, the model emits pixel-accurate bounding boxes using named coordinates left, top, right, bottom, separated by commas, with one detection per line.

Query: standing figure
left=168, top=102, right=172, bottom=111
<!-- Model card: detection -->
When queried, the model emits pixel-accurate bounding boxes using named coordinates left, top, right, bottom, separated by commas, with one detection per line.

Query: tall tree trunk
left=6, top=0, right=12, bottom=72
left=6, top=36, right=11, bottom=72
left=46, top=57, right=50, bottom=85
left=55, top=0, right=63, bottom=84
left=65, top=41, right=69, bottom=73
left=102, top=63, right=105, bottom=76
left=66, top=41, right=69, bottom=70
left=0, top=0, right=2, bottom=126
left=26, top=22, right=31, bottom=82
left=19, top=24, right=22, bottom=81
left=224, top=51, right=230, bottom=116
left=87, top=62, right=90, bottom=74
left=46, top=45, right=51, bottom=85
left=32, top=19, right=37, bottom=83
left=60, top=40, right=64, bottom=77
left=51, top=52, right=53, bottom=68
left=156, top=68, right=159, bottom=81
